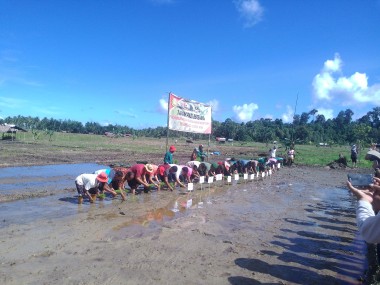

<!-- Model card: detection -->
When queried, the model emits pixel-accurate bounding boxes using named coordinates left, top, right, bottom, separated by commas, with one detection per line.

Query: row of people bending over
left=74, top=157, right=283, bottom=203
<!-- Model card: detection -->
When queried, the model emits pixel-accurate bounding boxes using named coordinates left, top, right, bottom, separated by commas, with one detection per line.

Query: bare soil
left=0, top=140, right=373, bottom=285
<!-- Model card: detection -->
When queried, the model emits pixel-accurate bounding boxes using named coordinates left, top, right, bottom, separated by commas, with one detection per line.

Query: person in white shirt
left=75, top=172, right=108, bottom=203
left=347, top=177, right=380, bottom=243
left=269, top=146, right=277, bottom=158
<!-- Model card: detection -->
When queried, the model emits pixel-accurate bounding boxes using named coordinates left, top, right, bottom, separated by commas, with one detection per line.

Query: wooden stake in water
left=215, top=173, right=223, bottom=187
left=199, top=176, right=205, bottom=191
left=234, top=173, right=239, bottom=184
left=207, top=176, right=214, bottom=204
left=243, top=173, right=248, bottom=184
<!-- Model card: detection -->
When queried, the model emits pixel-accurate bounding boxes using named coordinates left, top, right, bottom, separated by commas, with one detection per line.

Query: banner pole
left=165, top=92, right=171, bottom=152
left=207, top=106, right=212, bottom=162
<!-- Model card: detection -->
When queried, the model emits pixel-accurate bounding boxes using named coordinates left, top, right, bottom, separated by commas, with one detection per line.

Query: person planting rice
left=157, top=164, right=184, bottom=191
left=93, top=168, right=125, bottom=200
left=145, top=164, right=161, bottom=190
left=109, top=166, right=130, bottom=200
left=176, top=165, right=194, bottom=184
left=125, top=164, right=154, bottom=195
left=198, top=162, right=212, bottom=178
left=74, top=172, right=108, bottom=203
left=186, top=160, right=201, bottom=169
left=216, top=161, right=231, bottom=176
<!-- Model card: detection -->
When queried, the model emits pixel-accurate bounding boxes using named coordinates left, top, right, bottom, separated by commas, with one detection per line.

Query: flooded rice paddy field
left=0, top=164, right=373, bottom=285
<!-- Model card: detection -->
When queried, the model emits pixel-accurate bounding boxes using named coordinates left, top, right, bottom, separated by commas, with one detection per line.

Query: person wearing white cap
left=75, top=172, right=108, bottom=203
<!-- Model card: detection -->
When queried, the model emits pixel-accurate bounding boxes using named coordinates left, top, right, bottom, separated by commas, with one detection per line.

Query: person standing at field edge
left=164, top=145, right=176, bottom=164
left=351, top=144, right=358, bottom=168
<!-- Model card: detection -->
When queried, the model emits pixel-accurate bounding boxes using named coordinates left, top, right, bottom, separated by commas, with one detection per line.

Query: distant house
left=0, top=124, right=27, bottom=140
left=104, top=132, right=115, bottom=137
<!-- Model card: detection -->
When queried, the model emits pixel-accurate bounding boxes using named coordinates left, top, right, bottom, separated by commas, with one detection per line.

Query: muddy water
left=0, top=163, right=106, bottom=193
left=0, top=165, right=369, bottom=284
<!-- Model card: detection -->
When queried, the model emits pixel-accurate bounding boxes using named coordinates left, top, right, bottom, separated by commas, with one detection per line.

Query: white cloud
left=235, top=0, right=264, bottom=27
left=316, top=108, right=334, bottom=120
left=207, top=99, right=219, bottom=114
left=281, top=105, right=294, bottom=123
left=159, top=98, right=168, bottom=112
left=313, top=53, right=380, bottom=105
left=232, top=102, right=258, bottom=122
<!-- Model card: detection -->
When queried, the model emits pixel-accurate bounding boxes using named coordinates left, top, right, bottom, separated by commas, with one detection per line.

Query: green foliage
left=2, top=107, right=380, bottom=145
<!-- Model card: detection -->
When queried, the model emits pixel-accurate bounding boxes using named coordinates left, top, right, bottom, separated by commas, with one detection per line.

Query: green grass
left=10, top=131, right=374, bottom=168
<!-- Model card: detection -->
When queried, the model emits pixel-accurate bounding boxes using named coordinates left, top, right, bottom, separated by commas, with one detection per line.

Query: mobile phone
left=347, top=173, right=373, bottom=187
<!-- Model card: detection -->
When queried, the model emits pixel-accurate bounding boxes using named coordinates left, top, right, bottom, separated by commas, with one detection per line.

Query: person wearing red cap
left=157, top=164, right=184, bottom=191
left=93, top=168, right=126, bottom=201
left=75, top=172, right=108, bottom=203
left=164, top=145, right=176, bottom=164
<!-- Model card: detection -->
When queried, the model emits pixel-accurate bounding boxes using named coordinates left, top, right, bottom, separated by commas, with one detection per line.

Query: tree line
left=1, top=107, right=379, bottom=145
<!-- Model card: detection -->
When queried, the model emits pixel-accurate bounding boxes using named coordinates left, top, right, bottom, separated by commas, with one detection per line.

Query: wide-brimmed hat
left=96, top=172, right=108, bottom=183
left=145, top=164, right=154, bottom=173
left=169, top=145, right=176, bottom=152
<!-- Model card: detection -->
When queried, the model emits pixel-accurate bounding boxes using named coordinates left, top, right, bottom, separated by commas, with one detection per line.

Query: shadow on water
left=230, top=187, right=367, bottom=285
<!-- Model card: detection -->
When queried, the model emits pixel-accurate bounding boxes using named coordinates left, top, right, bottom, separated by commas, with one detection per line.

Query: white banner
left=168, top=93, right=212, bottom=134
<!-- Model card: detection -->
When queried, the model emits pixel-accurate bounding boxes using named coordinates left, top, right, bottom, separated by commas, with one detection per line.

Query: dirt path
left=0, top=164, right=370, bottom=285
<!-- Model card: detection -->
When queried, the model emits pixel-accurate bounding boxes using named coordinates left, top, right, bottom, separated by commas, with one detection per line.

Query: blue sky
left=1, top=0, right=380, bottom=129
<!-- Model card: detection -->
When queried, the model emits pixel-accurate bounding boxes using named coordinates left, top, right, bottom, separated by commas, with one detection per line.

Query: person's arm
left=356, top=200, right=380, bottom=243
left=84, top=189, right=93, bottom=202
left=175, top=176, right=185, bottom=188
left=147, top=174, right=159, bottom=188
left=135, top=176, right=150, bottom=187
left=347, top=181, right=380, bottom=243
left=163, top=176, right=174, bottom=191
left=103, top=183, right=117, bottom=197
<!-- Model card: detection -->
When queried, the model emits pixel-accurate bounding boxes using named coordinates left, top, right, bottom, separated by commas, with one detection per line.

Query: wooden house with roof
left=0, top=124, right=27, bottom=140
